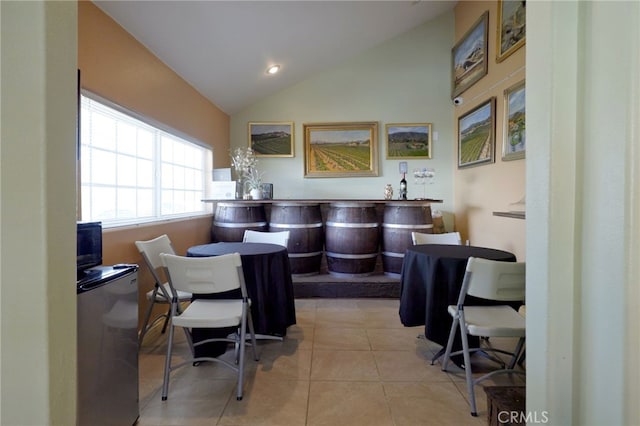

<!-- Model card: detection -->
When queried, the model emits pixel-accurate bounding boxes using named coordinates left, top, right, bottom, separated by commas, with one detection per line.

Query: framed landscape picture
left=496, top=0, right=526, bottom=62
left=248, top=122, right=294, bottom=157
left=452, top=11, right=489, bottom=98
left=386, top=123, right=432, bottom=159
left=458, top=97, right=496, bottom=168
left=502, top=80, right=525, bottom=160
left=303, top=122, right=378, bottom=178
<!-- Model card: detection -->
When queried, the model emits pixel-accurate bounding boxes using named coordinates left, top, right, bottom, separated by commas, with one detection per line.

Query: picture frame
left=248, top=121, right=294, bottom=157
left=458, top=97, right=496, bottom=168
left=496, top=0, right=526, bottom=63
left=502, top=80, right=525, bottom=161
left=452, top=11, right=489, bottom=98
left=385, top=123, right=432, bottom=159
left=303, top=122, right=378, bottom=178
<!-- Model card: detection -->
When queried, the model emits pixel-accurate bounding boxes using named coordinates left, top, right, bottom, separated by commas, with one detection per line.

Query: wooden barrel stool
left=212, top=202, right=267, bottom=242
left=381, top=202, right=433, bottom=277
left=269, top=202, right=324, bottom=276
left=325, top=202, right=379, bottom=277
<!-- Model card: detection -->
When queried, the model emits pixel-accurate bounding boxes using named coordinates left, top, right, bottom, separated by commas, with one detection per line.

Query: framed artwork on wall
left=248, top=121, right=294, bottom=157
left=458, top=97, right=496, bottom=168
left=451, top=11, right=489, bottom=98
left=496, top=0, right=526, bottom=63
left=502, top=80, right=525, bottom=160
left=385, top=123, right=432, bottom=159
left=303, top=122, right=379, bottom=178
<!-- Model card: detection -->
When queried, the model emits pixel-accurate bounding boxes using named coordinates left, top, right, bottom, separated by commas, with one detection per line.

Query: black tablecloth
left=187, top=242, right=296, bottom=357
left=399, top=244, right=517, bottom=349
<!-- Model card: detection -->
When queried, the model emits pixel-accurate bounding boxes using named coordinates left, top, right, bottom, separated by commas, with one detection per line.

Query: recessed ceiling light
left=266, top=65, right=281, bottom=75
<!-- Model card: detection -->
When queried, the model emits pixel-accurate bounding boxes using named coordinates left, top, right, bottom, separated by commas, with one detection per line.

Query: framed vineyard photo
left=502, top=80, right=525, bottom=160
left=452, top=11, right=489, bottom=98
left=458, top=97, right=496, bottom=168
left=386, top=123, right=432, bottom=159
left=248, top=122, right=294, bottom=157
left=303, top=122, right=379, bottom=178
left=496, top=0, right=526, bottom=62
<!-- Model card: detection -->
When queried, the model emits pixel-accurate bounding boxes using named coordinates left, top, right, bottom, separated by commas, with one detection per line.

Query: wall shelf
left=493, top=211, right=525, bottom=220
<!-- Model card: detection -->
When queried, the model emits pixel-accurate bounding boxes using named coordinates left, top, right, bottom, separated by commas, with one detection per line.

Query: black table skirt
left=187, top=242, right=296, bottom=357
left=399, top=244, right=519, bottom=350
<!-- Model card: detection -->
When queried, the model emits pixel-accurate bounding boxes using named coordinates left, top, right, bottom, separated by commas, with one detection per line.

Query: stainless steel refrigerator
left=77, top=266, right=139, bottom=426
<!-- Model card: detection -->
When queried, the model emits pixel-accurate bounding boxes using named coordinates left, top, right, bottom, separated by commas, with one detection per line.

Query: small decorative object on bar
left=496, top=0, right=526, bottom=63
left=384, top=184, right=393, bottom=200
left=244, top=168, right=265, bottom=200
left=248, top=122, right=294, bottom=157
left=502, top=80, right=525, bottom=161
left=230, top=147, right=258, bottom=198
left=386, top=123, right=432, bottom=159
left=452, top=11, right=489, bottom=98
left=458, top=97, right=496, bottom=168
left=303, top=122, right=379, bottom=178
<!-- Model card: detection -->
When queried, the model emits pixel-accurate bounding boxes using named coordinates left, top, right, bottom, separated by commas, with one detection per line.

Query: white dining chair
left=159, top=252, right=259, bottom=401
left=243, top=229, right=290, bottom=248
left=411, top=231, right=463, bottom=245
left=438, top=257, right=526, bottom=416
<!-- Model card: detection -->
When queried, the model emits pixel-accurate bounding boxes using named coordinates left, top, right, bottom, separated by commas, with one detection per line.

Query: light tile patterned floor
left=138, top=298, right=524, bottom=426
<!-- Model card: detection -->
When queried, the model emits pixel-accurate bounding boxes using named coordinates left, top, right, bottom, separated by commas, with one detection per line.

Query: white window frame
left=79, top=91, right=213, bottom=228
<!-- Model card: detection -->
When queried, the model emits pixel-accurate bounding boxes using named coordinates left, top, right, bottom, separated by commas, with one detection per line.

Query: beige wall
left=453, top=1, right=526, bottom=260
left=78, top=2, right=226, bottom=326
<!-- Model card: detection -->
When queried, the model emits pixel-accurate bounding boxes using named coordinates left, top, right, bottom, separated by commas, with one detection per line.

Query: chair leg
left=161, top=315, right=176, bottom=400
left=440, top=315, right=459, bottom=370
left=236, top=304, right=248, bottom=401
left=458, top=313, right=478, bottom=417
left=138, top=287, right=159, bottom=346
left=508, top=338, right=526, bottom=369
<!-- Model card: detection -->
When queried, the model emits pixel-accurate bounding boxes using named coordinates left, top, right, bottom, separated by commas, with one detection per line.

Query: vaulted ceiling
left=93, top=1, right=457, bottom=115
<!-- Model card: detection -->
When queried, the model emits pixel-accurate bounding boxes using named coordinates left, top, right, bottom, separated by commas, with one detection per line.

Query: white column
left=527, top=1, right=640, bottom=424
left=1, top=1, right=77, bottom=424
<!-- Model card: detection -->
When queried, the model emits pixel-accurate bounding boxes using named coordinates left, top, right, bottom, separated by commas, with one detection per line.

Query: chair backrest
left=135, top=234, right=176, bottom=285
left=411, top=231, right=462, bottom=246
left=459, top=257, right=526, bottom=303
left=160, top=252, right=247, bottom=297
left=243, top=230, right=290, bottom=248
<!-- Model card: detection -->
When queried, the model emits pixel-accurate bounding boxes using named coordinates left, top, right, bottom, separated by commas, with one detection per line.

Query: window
left=80, top=93, right=212, bottom=227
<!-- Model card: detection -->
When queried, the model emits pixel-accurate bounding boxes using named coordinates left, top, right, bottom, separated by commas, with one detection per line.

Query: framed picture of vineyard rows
left=385, top=123, right=432, bottom=159
left=303, top=122, right=379, bottom=178
left=248, top=121, right=294, bottom=157
left=502, top=80, right=525, bottom=161
left=458, top=97, right=495, bottom=169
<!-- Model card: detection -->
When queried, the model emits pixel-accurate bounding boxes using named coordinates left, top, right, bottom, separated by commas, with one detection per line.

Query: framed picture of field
left=502, top=80, right=525, bottom=161
left=458, top=97, right=496, bottom=168
left=248, top=122, right=294, bottom=157
left=452, top=11, right=489, bottom=98
left=385, top=123, right=432, bottom=159
left=303, top=122, right=379, bottom=178
left=496, top=0, right=526, bottom=63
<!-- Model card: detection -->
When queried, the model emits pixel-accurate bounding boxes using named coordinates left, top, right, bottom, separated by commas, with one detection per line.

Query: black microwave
left=77, top=221, right=102, bottom=272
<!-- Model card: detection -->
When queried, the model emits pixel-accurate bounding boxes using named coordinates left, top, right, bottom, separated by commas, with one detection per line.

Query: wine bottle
left=399, top=173, right=407, bottom=200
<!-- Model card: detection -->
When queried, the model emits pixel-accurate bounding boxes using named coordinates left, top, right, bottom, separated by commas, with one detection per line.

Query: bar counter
left=205, top=198, right=443, bottom=279
left=202, top=198, right=443, bottom=204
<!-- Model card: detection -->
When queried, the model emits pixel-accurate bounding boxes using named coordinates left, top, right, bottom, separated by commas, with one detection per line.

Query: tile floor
left=138, top=298, right=525, bottom=426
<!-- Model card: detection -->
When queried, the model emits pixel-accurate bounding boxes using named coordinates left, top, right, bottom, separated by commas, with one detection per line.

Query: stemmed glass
left=412, top=168, right=435, bottom=199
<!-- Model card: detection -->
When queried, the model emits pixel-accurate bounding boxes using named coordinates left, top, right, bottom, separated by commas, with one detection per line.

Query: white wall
left=0, top=1, right=78, bottom=424
left=231, top=11, right=455, bottom=220
left=527, top=1, right=640, bottom=424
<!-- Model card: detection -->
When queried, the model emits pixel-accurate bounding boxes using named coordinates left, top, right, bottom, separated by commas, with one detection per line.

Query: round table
left=399, top=244, right=517, bottom=349
left=187, top=242, right=296, bottom=357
